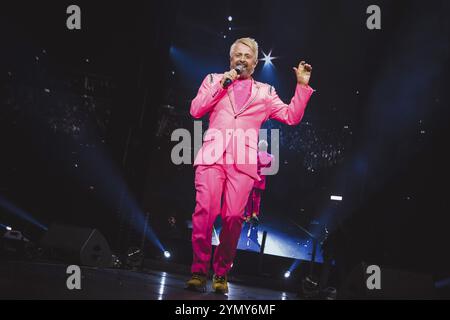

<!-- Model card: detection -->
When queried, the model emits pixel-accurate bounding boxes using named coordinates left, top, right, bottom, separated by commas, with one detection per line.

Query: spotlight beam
left=0, top=195, right=48, bottom=231
left=260, top=50, right=277, bottom=67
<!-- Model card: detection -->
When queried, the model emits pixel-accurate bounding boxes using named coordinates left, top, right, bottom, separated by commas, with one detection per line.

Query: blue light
left=164, top=251, right=171, bottom=259
left=257, top=50, right=279, bottom=86
left=0, top=195, right=48, bottom=231
left=261, top=50, right=276, bottom=68
left=286, top=260, right=301, bottom=278
left=169, top=45, right=224, bottom=84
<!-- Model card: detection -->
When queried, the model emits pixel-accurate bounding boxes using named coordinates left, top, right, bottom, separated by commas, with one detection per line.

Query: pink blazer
left=190, top=73, right=314, bottom=180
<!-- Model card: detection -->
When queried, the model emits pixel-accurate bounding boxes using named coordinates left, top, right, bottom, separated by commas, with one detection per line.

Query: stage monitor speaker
left=40, top=224, right=112, bottom=268
left=339, top=262, right=435, bottom=299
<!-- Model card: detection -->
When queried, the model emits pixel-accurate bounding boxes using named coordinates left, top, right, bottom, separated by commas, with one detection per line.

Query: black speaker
left=339, top=262, right=436, bottom=299
left=40, top=224, right=112, bottom=268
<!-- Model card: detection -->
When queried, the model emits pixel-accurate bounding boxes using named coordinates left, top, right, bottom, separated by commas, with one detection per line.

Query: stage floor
left=0, top=260, right=300, bottom=300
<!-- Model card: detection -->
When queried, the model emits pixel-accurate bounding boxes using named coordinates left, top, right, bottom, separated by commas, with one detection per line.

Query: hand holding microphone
left=221, top=65, right=244, bottom=88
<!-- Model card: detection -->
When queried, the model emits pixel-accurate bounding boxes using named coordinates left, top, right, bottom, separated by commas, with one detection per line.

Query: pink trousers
left=191, top=162, right=254, bottom=277
left=245, top=188, right=262, bottom=217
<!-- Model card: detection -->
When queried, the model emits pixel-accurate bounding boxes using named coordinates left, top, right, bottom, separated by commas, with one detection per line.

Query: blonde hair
left=230, top=37, right=259, bottom=62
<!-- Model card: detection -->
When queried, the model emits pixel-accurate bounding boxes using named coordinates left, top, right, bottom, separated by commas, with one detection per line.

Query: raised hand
left=293, top=60, right=312, bottom=86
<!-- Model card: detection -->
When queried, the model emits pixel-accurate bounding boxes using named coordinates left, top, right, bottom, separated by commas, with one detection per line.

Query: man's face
left=230, top=43, right=258, bottom=78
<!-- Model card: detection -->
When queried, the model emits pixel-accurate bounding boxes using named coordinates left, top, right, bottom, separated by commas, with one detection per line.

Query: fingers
left=221, top=69, right=240, bottom=87
left=229, top=69, right=238, bottom=79
left=298, top=61, right=306, bottom=70
left=231, top=69, right=240, bottom=79
left=224, top=69, right=239, bottom=80
left=297, top=61, right=312, bottom=72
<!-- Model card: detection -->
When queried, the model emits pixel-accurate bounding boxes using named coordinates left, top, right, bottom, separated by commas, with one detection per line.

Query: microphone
left=223, top=65, right=244, bottom=88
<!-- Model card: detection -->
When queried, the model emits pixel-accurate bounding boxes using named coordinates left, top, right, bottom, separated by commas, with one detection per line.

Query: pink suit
left=190, top=73, right=314, bottom=276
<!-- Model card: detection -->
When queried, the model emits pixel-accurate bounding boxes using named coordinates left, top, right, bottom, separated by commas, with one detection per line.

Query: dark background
left=1, top=0, right=449, bottom=280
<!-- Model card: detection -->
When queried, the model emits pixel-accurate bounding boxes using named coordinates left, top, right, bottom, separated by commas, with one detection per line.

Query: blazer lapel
left=235, top=79, right=260, bottom=116
left=227, top=86, right=238, bottom=114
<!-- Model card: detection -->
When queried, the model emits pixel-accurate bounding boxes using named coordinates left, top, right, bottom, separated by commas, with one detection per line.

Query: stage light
left=261, top=50, right=276, bottom=67
left=228, top=27, right=232, bottom=31
left=330, top=195, right=343, bottom=201
left=164, top=250, right=171, bottom=258
left=0, top=195, right=48, bottom=231
left=228, top=16, right=233, bottom=22
left=285, top=259, right=301, bottom=278
left=6, top=226, right=12, bottom=231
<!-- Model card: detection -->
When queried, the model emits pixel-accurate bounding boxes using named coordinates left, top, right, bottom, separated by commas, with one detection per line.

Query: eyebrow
left=234, top=52, right=253, bottom=56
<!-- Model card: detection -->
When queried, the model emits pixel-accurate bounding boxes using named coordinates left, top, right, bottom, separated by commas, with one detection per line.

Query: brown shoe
left=185, top=273, right=207, bottom=292
left=212, top=274, right=228, bottom=294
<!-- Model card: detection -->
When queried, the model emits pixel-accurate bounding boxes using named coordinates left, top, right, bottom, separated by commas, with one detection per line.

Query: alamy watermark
left=366, top=5, right=381, bottom=30
left=171, top=121, right=280, bottom=176
left=66, top=5, right=81, bottom=30
left=66, top=265, right=81, bottom=290
left=366, top=264, right=381, bottom=290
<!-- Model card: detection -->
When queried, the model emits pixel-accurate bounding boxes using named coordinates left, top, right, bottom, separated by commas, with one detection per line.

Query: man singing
left=187, top=37, right=314, bottom=293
